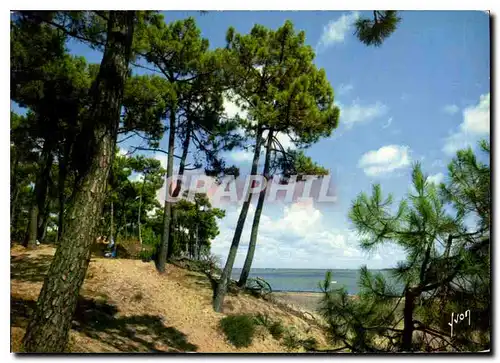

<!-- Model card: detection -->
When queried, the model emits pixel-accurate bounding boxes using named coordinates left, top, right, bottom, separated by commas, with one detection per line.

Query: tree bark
left=167, top=120, right=192, bottom=260
left=38, top=200, right=50, bottom=242
left=156, top=104, right=176, bottom=273
left=22, top=11, right=135, bottom=352
left=24, top=141, right=53, bottom=247
left=401, top=288, right=415, bottom=351
left=238, top=130, right=273, bottom=287
left=10, top=154, right=20, bottom=225
left=213, top=127, right=263, bottom=312
left=137, top=172, right=147, bottom=245
left=110, top=200, right=114, bottom=241
left=57, top=142, right=70, bottom=242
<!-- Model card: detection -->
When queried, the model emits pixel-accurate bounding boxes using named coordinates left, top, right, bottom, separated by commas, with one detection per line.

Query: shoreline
left=271, top=291, right=324, bottom=313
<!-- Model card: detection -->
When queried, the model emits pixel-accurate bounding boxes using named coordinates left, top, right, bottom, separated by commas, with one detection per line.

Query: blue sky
left=12, top=11, right=490, bottom=269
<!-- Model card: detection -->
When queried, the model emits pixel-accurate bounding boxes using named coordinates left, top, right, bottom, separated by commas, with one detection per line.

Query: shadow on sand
left=11, top=252, right=198, bottom=353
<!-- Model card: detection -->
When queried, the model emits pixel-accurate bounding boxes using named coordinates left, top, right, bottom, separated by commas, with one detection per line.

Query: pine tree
left=22, top=11, right=137, bottom=352
left=213, top=20, right=339, bottom=312
left=135, top=16, right=240, bottom=272
left=319, top=140, right=490, bottom=352
left=354, top=11, right=401, bottom=47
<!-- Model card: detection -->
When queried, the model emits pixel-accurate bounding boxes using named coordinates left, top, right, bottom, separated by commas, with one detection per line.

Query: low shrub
left=269, top=321, right=285, bottom=340
left=282, top=328, right=301, bottom=351
left=220, top=314, right=256, bottom=348
left=254, top=313, right=272, bottom=328
left=300, top=337, right=318, bottom=351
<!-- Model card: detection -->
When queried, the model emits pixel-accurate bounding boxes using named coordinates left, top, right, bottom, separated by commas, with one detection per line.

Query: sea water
left=231, top=268, right=402, bottom=295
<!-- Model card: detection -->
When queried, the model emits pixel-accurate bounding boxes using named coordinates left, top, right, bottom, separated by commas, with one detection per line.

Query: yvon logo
left=448, top=310, right=471, bottom=337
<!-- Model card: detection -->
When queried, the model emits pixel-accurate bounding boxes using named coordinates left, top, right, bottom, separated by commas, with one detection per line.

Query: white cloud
left=443, top=104, right=459, bottom=115
left=118, top=148, right=128, bottom=156
left=228, top=149, right=254, bottom=163
left=211, top=201, right=367, bottom=269
left=443, top=93, right=490, bottom=155
left=317, top=11, right=360, bottom=50
left=427, top=172, right=444, bottom=185
left=337, top=83, right=354, bottom=95
left=338, top=100, right=388, bottom=128
left=223, top=93, right=248, bottom=120
left=358, top=145, right=412, bottom=177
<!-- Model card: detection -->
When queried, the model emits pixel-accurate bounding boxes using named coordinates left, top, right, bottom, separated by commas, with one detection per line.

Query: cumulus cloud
left=227, top=149, right=254, bottom=163
left=338, top=100, right=388, bottom=129
left=443, top=93, right=490, bottom=155
left=442, top=104, right=459, bottom=115
left=316, top=11, right=360, bottom=50
left=211, top=201, right=366, bottom=269
left=427, top=172, right=444, bottom=185
left=358, top=145, right=412, bottom=177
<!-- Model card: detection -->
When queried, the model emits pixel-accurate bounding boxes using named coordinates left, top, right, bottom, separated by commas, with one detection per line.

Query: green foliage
left=282, top=328, right=301, bottom=351
left=225, top=20, right=339, bottom=146
left=354, top=11, right=401, bottom=47
left=253, top=313, right=284, bottom=340
left=220, top=315, right=256, bottom=348
left=268, top=321, right=285, bottom=340
left=253, top=313, right=272, bottom=328
left=321, top=140, right=490, bottom=352
left=169, top=192, right=225, bottom=260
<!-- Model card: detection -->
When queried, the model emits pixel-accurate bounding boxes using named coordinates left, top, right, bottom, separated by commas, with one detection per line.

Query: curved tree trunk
left=238, top=130, right=273, bottom=287
left=213, top=127, right=263, bottom=312
left=157, top=104, right=176, bottom=273
left=22, top=11, right=135, bottom=352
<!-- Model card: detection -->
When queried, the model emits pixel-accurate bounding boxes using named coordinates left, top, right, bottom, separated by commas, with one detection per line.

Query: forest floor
left=10, top=244, right=330, bottom=353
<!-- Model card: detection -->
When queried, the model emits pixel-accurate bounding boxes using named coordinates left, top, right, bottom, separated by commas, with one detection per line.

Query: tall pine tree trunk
left=238, top=130, right=273, bottom=287
left=24, top=142, right=53, bottom=247
left=401, top=288, right=415, bottom=351
left=11, top=155, right=19, bottom=225
left=157, top=104, right=176, bottom=273
left=38, top=200, right=50, bottom=243
left=213, top=127, right=263, bottom=312
left=57, top=143, right=70, bottom=242
left=167, top=120, right=192, bottom=260
left=22, top=11, right=135, bottom=352
left=137, top=173, right=146, bottom=245
left=110, top=200, right=114, bottom=241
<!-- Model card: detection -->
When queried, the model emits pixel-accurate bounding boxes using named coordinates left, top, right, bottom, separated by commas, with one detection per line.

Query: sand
left=10, top=245, right=329, bottom=353
left=272, top=292, right=323, bottom=312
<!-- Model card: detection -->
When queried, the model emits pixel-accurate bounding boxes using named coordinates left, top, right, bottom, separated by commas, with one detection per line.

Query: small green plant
left=254, top=313, right=272, bottom=328
left=253, top=313, right=285, bottom=341
left=300, top=337, right=318, bottom=351
left=220, top=314, right=256, bottom=348
left=269, top=321, right=285, bottom=340
left=282, top=328, right=301, bottom=351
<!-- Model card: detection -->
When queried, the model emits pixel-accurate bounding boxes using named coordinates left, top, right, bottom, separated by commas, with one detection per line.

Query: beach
left=271, top=291, right=323, bottom=312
